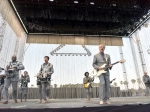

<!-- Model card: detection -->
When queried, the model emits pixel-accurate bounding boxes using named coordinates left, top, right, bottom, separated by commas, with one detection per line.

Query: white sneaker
left=100, top=101, right=104, bottom=104
left=105, top=101, right=111, bottom=104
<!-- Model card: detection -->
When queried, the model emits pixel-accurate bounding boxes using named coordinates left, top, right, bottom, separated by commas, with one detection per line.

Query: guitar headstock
left=119, top=59, right=126, bottom=63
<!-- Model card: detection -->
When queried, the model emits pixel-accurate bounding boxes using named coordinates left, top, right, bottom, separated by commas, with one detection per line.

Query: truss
left=50, top=45, right=92, bottom=56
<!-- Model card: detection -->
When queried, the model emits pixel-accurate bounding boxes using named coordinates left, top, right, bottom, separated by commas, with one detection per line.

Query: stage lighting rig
left=50, top=45, right=92, bottom=56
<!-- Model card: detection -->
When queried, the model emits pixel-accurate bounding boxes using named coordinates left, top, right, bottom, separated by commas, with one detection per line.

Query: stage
left=0, top=97, right=150, bottom=109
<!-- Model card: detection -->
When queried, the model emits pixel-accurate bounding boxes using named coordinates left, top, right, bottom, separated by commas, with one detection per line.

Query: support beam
left=27, top=35, right=123, bottom=46
left=0, top=0, right=25, bottom=37
left=119, top=46, right=128, bottom=89
left=0, top=15, right=6, bottom=53
left=135, top=32, right=147, bottom=73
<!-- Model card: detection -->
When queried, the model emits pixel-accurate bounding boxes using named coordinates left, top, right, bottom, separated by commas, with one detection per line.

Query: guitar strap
left=104, top=54, right=108, bottom=64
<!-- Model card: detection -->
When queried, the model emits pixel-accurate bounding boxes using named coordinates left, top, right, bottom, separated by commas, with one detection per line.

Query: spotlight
left=112, top=4, right=116, bottom=6
left=133, top=5, right=138, bottom=8
left=90, top=2, right=94, bottom=5
left=49, top=0, right=54, bottom=1
left=143, top=15, right=146, bottom=18
left=74, top=1, right=78, bottom=3
left=140, top=19, right=143, bottom=22
left=127, top=31, right=131, bottom=33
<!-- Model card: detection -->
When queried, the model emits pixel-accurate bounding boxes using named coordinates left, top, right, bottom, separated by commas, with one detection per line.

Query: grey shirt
left=6, top=61, right=25, bottom=81
left=19, top=74, right=30, bottom=87
left=83, top=76, right=94, bottom=84
left=39, top=62, right=54, bottom=78
left=92, top=53, right=111, bottom=72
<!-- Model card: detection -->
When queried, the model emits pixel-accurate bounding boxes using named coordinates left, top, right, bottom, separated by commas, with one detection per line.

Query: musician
left=92, top=44, right=112, bottom=104
left=83, top=72, right=94, bottom=101
left=3, top=55, right=24, bottom=104
left=19, top=71, right=30, bottom=102
left=143, top=72, right=150, bottom=96
left=0, top=68, right=5, bottom=101
left=37, top=56, right=54, bottom=103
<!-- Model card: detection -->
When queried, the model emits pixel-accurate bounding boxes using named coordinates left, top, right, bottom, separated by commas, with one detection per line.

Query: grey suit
left=19, top=74, right=30, bottom=100
left=38, top=63, right=54, bottom=101
left=83, top=76, right=94, bottom=99
left=3, top=61, right=24, bottom=101
left=143, top=75, right=150, bottom=96
left=93, top=53, right=111, bottom=102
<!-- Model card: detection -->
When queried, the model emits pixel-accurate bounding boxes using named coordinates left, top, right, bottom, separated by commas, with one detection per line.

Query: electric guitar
left=93, top=59, right=126, bottom=77
left=84, top=75, right=96, bottom=88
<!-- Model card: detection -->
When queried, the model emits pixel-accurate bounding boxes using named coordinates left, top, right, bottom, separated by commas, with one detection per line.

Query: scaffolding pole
left=119, top=47, right=128, bottom=90
left=0, top=15, right=6, bottom=53
left=135, top=32, right=147, bottom=73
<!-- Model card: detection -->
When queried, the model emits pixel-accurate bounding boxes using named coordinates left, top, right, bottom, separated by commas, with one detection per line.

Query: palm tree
left=123, top=81, right=128, bottom=90
left=131, top=79, right=136, bottom=89
left=54, top=84, right=57, bottom=88
left=137, top=78, right=142, bottom=89
left=114, top=82, right=117, bottom=87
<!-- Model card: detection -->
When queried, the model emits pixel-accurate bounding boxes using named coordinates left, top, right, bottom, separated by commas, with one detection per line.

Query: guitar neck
left=111, top=61, right=119, bottom=65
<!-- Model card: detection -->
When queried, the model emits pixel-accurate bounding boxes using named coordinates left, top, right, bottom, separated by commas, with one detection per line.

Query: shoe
left=42, top=100, right=47, bottom=104
left=105, top=101, right=111, bottom=104
left=100, top=101, right=104, bottom=104
left=3, top=101, right=8, bottom=104
left=87, top=98, right=91, bottom=101
left=37, top=100, right=42, bottom=103
left=14, top=100, right=18, bottom=103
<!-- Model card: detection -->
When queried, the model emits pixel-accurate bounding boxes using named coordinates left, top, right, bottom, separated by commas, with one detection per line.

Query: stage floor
left=0, top=97, right=150, bottom=109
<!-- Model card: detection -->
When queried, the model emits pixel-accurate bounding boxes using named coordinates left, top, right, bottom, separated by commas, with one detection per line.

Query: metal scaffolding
left=50, top=45, right=92, bottom=56
left=119, top=46, right=128, bottom=89
left=0, top=15, right=6, bottom=53
left=135, top=32, right=147, bottom=73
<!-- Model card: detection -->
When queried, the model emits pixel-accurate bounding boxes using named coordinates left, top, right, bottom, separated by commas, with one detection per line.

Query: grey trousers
left=3, top=78, right=18, bottom=101
left=46, top=82, right=50, bottom=97
left=0, top=84, right=4, bottom=101
left=85, top=87, right=92, bottom=99
left=38, top=82, right=50, bottom=100
left=20, top=87, right=28, bottom=100
left=99, top=74, right=110, bottom=102
left=145, top=85, right=150, bottom=96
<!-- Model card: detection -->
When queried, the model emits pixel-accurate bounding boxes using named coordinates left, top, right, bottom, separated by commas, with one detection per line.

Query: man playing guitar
left=83, top=72, right=94, bottom=101
left=3, top=55, right=24, bottom=104
left=93, top=44, right=113, bottom=104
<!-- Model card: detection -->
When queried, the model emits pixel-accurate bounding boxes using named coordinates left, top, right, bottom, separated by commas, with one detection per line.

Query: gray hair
left=99, top=44, right=105, bottom=48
